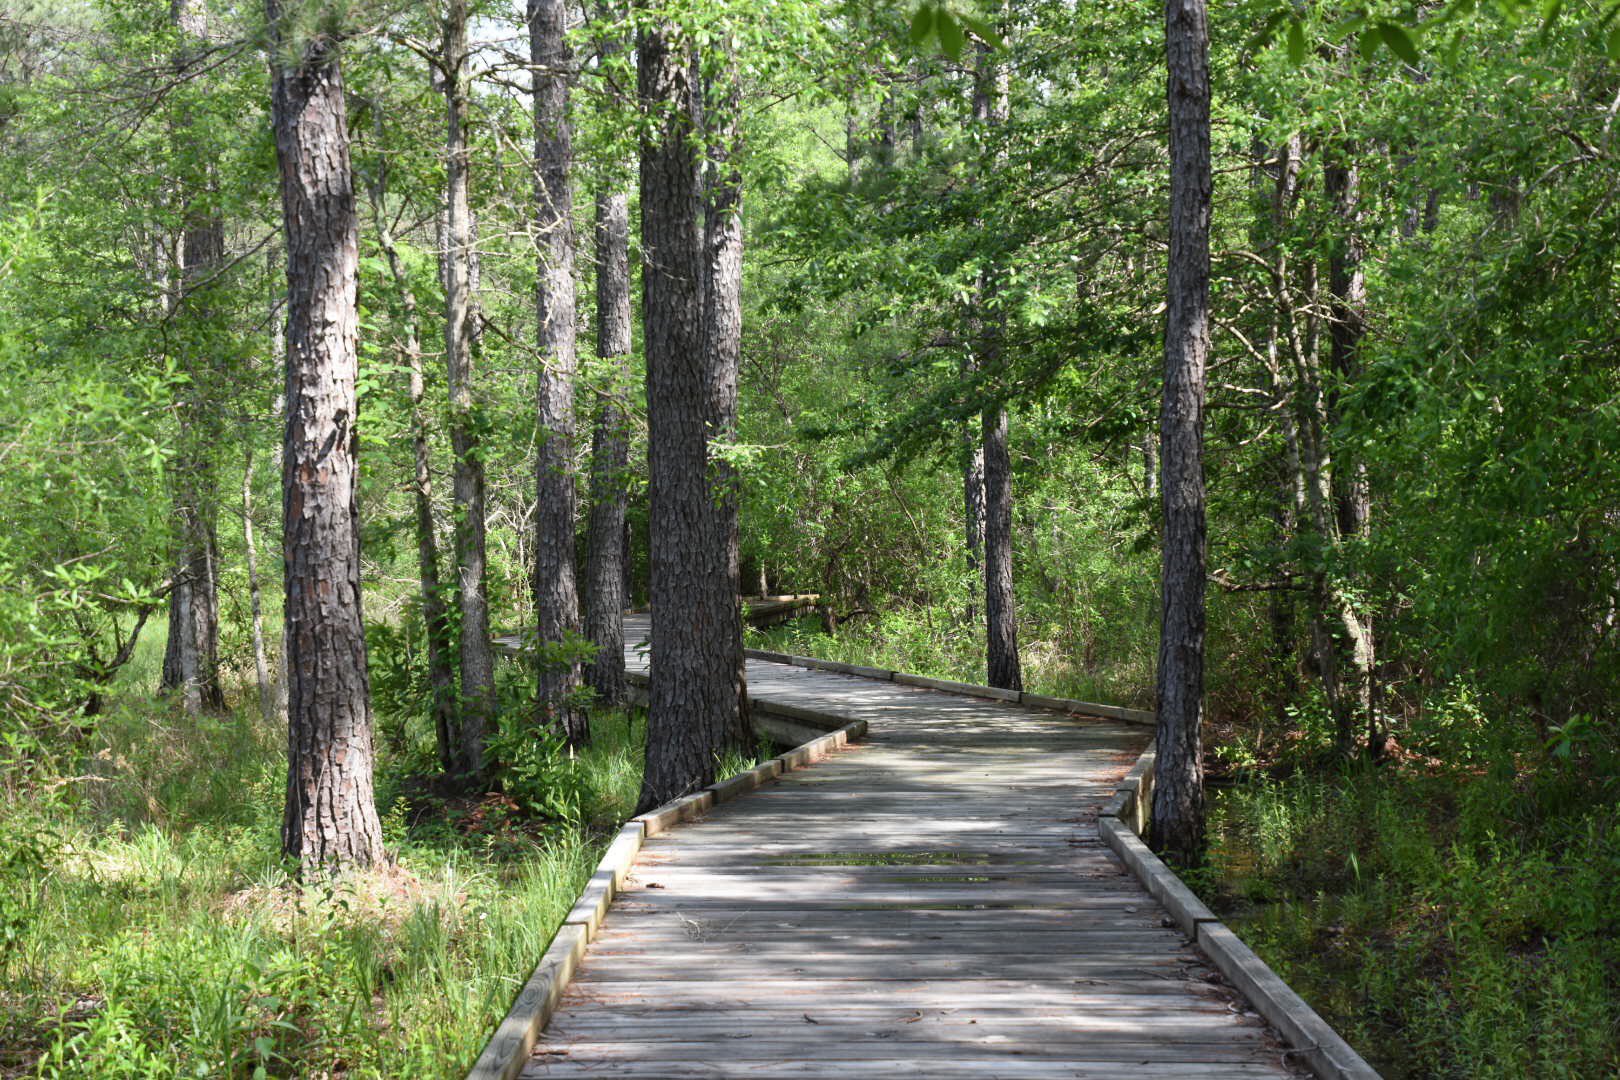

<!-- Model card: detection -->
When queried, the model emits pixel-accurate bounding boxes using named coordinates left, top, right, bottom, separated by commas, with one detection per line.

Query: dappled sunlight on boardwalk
left=519, top=615, right=1300, bottom=1078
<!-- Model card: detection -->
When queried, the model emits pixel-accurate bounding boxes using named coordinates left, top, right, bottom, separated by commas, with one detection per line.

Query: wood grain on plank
left=506, top=615, right=1300, bottom=1079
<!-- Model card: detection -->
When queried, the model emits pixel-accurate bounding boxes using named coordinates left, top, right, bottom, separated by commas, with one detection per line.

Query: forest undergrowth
left=0, top=621, right=757, bottom=1080
left=765, top=612, right=1620, bottom=1080
left=1193, top=714, right=1620, bottom=1080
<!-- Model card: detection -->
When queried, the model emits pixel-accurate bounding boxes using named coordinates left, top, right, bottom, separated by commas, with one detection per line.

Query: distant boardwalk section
left=467, top=613, right=1333, bottom=1078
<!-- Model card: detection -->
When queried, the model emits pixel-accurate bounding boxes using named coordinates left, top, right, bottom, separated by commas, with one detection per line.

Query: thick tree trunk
left=364, top=137, right=460, bottom=776
left=585, top=182, right=633, bottom=707
left=1150, top=0, right=1210, bottom=865
left=243, top=449, right=273, bottom=722
left=701, top=55, right=753, bottom=752
left=972, top=34, right=1021, bottom=693
left=269, top=2, right=385, bottom=875
left=442, top=0, right=497, bottom=777
left=982, top=405, right=1022, bottom=691
left=530, top=0, right=586, bottom=746
left=162, top=0, right=224, bottom=715
left=636, top=14, right=734, bottom=810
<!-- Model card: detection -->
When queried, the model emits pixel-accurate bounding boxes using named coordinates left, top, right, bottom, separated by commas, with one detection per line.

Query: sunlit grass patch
left=1196, top=763, right=1620, bottom=1080
left=1, top=692, right=633, bottom=1079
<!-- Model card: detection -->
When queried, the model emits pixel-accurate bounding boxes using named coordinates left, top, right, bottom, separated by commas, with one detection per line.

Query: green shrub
left=1200, top=761, right=1620, bottom=1079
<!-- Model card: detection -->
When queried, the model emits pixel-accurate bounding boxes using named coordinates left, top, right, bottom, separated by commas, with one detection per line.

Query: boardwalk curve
left=475, top=614, right=1335, bottom=1078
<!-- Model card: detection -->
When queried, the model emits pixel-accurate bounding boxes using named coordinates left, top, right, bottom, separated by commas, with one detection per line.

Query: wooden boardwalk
left=520, top=617, right=1299, bottom=1078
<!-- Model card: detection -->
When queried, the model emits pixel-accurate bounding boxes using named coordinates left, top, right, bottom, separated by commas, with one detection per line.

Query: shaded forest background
left=1, top=0, right=1619, bottom=1076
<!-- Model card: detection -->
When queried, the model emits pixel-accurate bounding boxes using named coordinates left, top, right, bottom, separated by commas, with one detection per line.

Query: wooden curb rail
left=742, top=647, right=1157, bottom=726
left=737, top=648, right=1381, bottom=1080
left=464, top=718, right=867, bottom=1080
left=467, top=640, right=1377, bottom=1080
left=619, top=667, right=849, bottom=747
left=1098, top=744, right=1383, bottom=1080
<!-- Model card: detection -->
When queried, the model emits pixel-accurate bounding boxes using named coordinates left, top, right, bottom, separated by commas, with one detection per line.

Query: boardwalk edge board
left=1098, top=744, right=1383, bottom=1080
left=464, top=716, right=866, bottom=1080
left=740, top=647, right=1156, bottom=726
left=621, top=668, right=848, bottom=747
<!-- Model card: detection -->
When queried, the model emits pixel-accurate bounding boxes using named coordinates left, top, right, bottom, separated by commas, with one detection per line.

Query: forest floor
left=9, top=614, right=1617, bottom=1078
left=753, top=616, right=1620, bottom=1080
left=0, top=623, right=663, bottom=1079
left=1192, top=755, right=1620, bottom=1080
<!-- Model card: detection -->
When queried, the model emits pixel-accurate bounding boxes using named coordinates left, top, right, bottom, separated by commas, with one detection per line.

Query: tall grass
left=0, top=684, right=642, bottom=1079
left=1194, top=762, right=1620, bottom=1079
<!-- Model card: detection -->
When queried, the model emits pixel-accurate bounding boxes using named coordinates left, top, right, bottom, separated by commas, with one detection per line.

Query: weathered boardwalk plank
left=516, top=616, right=1299, bottom=1078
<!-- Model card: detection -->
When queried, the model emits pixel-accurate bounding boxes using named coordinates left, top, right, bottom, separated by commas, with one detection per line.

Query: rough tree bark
left=161, top=0, right=225, bottom=714
left=972, top=33, right=1022, bottom=693
left=701, top=51, right=753, bottom=751
left=442, top=0, right=496, bottom=778
left=242, top=449, right=273, bottom=722
left=584, top=179, right=633, bottom=707
left=982, top=406, right=1022, bottom=691
left=363, top=131, right=459, bottom=776
left=268, top=0, right=385, bottom=875
left=636, top=13, right=735, bottom=811
left=530, top=0, right=586, bottom=746
left=1150, top=0, right=1210, bottom=865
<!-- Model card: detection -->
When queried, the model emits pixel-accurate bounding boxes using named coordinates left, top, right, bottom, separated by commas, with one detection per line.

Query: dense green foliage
left=0, top=626, right=645, bottom=1077
left=3, top=0, right=1620, bottom=1074
left=1198, top=749, right=1620, bottom=1079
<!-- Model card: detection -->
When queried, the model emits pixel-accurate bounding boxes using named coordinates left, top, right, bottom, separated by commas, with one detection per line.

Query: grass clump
left=1194, top=711, right=1620, bottom=1080
left=0, top=688, right=644, bottom=1079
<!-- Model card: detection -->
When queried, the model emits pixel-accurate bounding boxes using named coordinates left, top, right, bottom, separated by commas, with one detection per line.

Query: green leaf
left=1608, top=23, right=1620, bottom=60
left=1245, top=10, right=1286, bottom=54
left=937, top=11, right=966, bottom=59
left=1377, top=23, right=1420, bottom=65
left=960, top=14, right=1005, bottom=50
left=1285, top=18, right=1306, bottom=65
left=909, top=3, right=934, bottom=47
left=1358, top=28, right=1379, bottom=60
